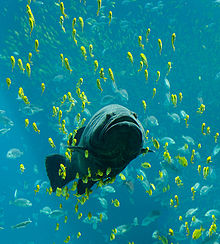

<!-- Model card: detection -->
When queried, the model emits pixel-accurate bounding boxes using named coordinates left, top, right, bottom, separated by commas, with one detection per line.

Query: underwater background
left=0, top=0, right=220, bottom=243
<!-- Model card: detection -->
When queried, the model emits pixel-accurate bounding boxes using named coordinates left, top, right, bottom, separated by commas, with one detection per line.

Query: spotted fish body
left=45, top=104, right=147, bottom=194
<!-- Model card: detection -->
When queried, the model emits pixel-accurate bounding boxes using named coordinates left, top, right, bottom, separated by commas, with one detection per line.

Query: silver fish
left=6, top=148, right=23, bottom=159
left=49, top=209, right=65, bottom=219
left=11, top=218, right=32, bottom=229
left=9, top=198, right=32, bottom=207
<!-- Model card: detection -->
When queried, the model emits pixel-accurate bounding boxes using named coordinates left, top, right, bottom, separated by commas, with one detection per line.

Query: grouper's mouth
left=100, top=115, right=143, bottom=160
left=103, top=115, right=140, bottom=135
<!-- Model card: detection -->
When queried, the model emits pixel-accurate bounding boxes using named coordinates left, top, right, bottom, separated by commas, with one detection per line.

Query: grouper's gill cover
left=45, top=104, right=147, bottom=194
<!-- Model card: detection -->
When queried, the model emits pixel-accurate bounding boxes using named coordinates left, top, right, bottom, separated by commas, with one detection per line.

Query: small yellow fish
left=32, top=122, right=40, bottom=134
left=108, top=11, right=112, bottom=25
left=46, top=187, right=53, bottom=195
left=156, top=71, right=160, bottom=82
left=176, top=155, right=188, bottom=167
left=106, top=167, right=111, bottom=176
left=64, top=58, right=72, bottom=73
left=28, top=52, right=32, bottom=64
left=138, top=36, right=144, bottom=49
left=185, top=114, right=189, bottom=128
left=18, top=58, right=25, bottom=72
left=27, top=4, right=35, bottom=24
left=79, top=17, right=84, bottom=32
left=72, top=28, right=77, bottom=45
left=48, top=138, right=55, bottom=148
left=20, top=164, right=25, bottom=173
left=80, top=46, right=87, bottom=60
left=6, top=78, right=11, bottom=89
left=18, top=87, right=24, bottom=98
left=141, top=162, right=151, bottom=168
left=138, top=61, right=143, bottom=72
left=137, top=174, right=144, bottom=181
left=191, top=187, right=196, bottom=200
left=142, top=100, right=147, bottom=111
left=110, top=233, right=115, bottom=241
left=201, top=122, right=206, bottom=135
left=26, top=63, right=31, bottom=77
left=99, top=213, right=103, bottom=222
left=174, top=195, right=179, bottom=207
left=64, top=215, right=68, bottom=223
left=171, top=94, right=177, bottom=107
left=127, top=52, right=133, bottom=63
left=29, top=17, right=34, bottom=36
left=158, top=39, right=162, bottom=55
left=152, top=138, right=160, bottom=149
left=119, top=173, right=126, bottom=181
left=64, top=235, right=70, bottom=243
left=60, top=2, right=67, bottom=18
left=97, top=0, right=102, bottom=16
left=35, top=39, right=39, bottom=53
left=34, top=184, right=40, bottom=194
left=10, top=56, right=15, bottom=72
left=99, top=68, right=107, bottom=81
left=140, top=53, right=148, bottom=67
left=152, top=88, right=156, bottom=98
left=112, top=199, right=120, bottom=207
left=108, top=68, right=115, bottom=82
left=171, top=33, right=176, bottom=51
left=96, top=79, right=103, bottom=92
left=214, top=132, right=219, bottom=143
left=72, top=18, right=76, bottom=29
left=169, top=228, right=174, bottom=236
left=88, top=212, right=92, bottom=220
left=77, top=232, right=81, bottom=239
left=144, top=69, right=148, bottom=82
left=23, top=96, right=30, bottom=105
left=41, top=83, right=45, bottom=95
left=146, top=28, right=150, bottom=42
left=59, top=16, right=65, bottom=32
left=55, top=223, right=59, bottom=231
left=192, top=226, right=205, bottom=240
left=85, top=150, right=89, bottom=158
left=89, top=44, right=94, bottom=58
left=94, top=60, right=99, bottom=72
left=24, top=119, right=29, bottom=128
left=78, top=212, right=82, bottom=219
left=206, top=156, right=212, bottom=163
left=60, top=53, right=64, bottom=66
left=179, top=92, right=183, bottom=102
left=167, top=61, right=172, bottom=76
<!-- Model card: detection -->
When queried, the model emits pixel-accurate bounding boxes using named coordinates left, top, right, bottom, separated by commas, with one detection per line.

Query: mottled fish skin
left=45, top=104, right=147, bottom=194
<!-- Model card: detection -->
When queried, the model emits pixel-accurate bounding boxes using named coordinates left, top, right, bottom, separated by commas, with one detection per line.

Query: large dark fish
left=45, top=104, right=150, bottom=195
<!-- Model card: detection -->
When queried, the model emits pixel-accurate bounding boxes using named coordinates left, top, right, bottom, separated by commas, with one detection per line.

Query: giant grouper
left=45, top=104, right=152, bottom=195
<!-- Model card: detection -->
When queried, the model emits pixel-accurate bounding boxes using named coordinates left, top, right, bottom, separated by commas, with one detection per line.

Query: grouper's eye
left=132, top=112, right=138, bottom=119
left=106, top=112, right=116, bottom=120
left=106, top=114, right=111, bottom=120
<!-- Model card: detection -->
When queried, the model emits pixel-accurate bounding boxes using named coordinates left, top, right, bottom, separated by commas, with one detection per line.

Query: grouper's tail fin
left=45, top=154, right=75, bottom=192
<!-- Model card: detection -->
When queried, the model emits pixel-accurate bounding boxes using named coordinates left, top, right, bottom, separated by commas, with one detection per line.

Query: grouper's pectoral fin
left=45, top=154, right=75, bottom=192
left=77, top=179, right=96, bottom=195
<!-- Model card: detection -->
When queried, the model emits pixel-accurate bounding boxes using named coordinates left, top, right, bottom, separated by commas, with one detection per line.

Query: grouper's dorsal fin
left=71, top=126, right=85, bottom=146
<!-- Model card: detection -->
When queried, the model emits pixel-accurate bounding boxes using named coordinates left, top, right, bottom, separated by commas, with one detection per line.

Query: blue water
left=0, top=0, right=220, bottom=243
